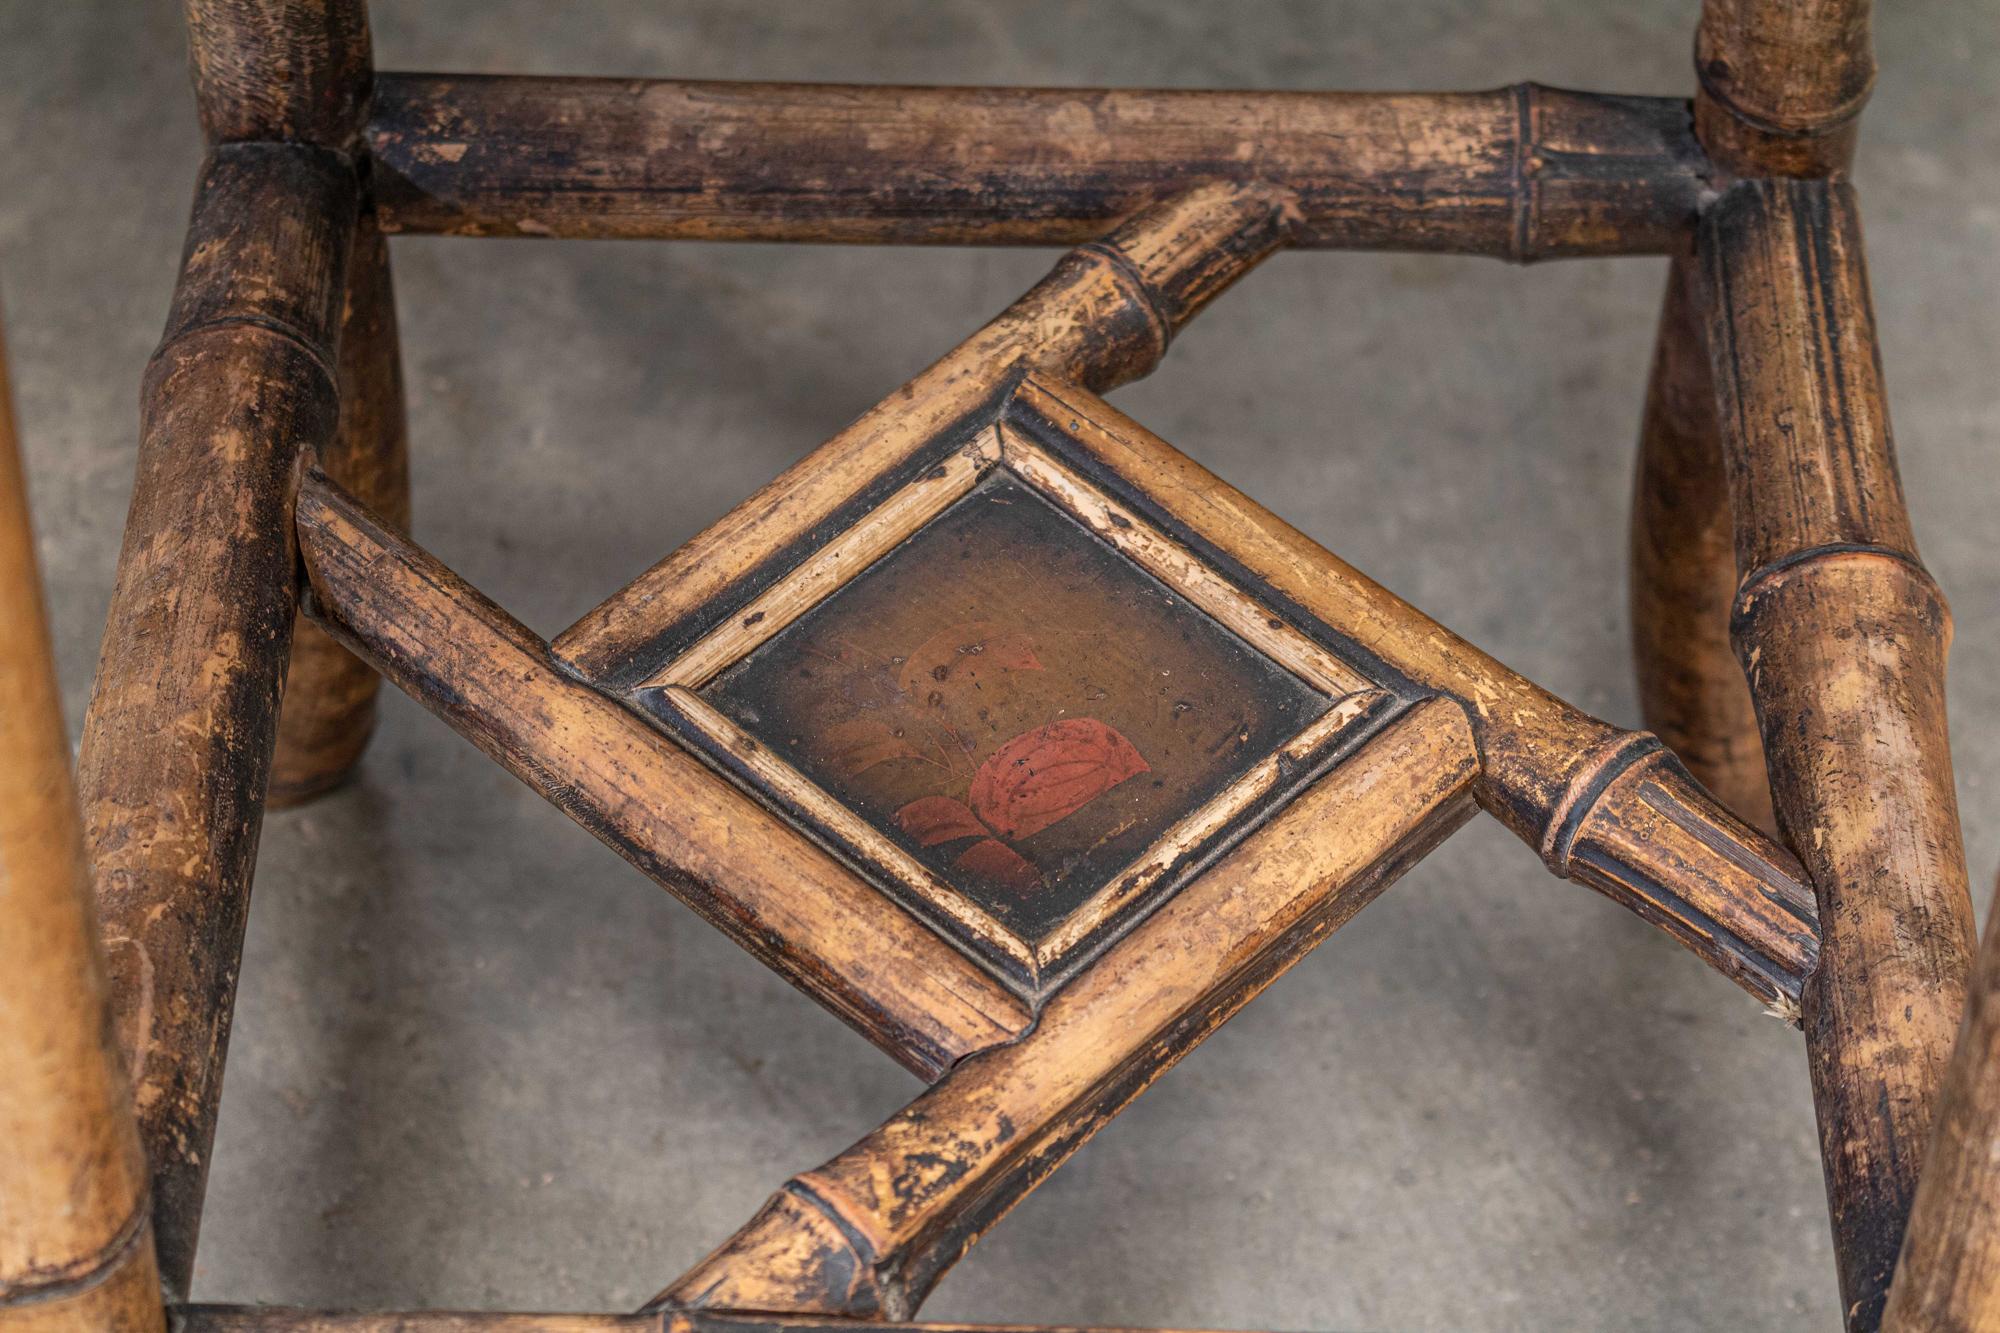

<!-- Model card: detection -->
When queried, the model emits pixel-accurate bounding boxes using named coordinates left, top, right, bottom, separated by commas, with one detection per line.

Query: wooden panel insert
left=639, top=444, right=1383, bottom=993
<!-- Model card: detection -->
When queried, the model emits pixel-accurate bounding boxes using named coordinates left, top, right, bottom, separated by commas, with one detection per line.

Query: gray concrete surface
left=2, top=3, right=1995, bottom=1329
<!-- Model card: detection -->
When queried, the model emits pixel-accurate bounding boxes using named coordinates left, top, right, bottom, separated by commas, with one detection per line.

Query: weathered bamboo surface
left=185, top=0, right=375, bottom=149
left=174, top=1308, right=1247, bottom=1332
left=554, top=182, right=1298, bottom=686
left=1006, top=376, right=1818, bottom=1013
left=175, top=1314, right=661, bottom=1333
left=1695, top=0, right=1873, bottom=176
left=295, top=471, right=1031, bottom=1079
left=368, top=75, right=1708, bottom=259
left=1884, top=876, right=2000, bottom=1331
left=270, top=210, right=410, bottom=805
left=0, top=327, right=164, bottom=1333
left=74, top=141, right=358, bottom=1301
left=653, top=699, right=1479, bottom=1317
left=1700, top=177, right=1975, bottom=1331
left=1628, top=254, right=1773, bottom=833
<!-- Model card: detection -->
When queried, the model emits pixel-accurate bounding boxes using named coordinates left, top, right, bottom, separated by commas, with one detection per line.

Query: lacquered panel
left=701, top=471, right=1331, bottom=943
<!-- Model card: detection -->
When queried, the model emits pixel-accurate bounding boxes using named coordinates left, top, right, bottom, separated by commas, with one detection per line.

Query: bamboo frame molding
left=0, top=0, right=1979, bottom=1331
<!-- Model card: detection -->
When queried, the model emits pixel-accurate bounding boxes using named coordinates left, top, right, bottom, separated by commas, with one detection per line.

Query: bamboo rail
left=1695, top=0, right=1874, bottom=176
left=1001, top=377, right=1817, bottom=1011
left=367, top=75, right=1710, bottom=259
left=175, top=1308, right=1248, bottom=1332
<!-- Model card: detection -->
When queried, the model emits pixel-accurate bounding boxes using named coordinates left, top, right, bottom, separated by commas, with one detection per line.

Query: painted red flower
left=968, top=717, right=1150, bottom=842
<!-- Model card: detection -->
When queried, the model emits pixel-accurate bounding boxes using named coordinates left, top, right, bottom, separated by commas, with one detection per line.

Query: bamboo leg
left=269, top=211, right=409, bottom=805
left=75, top=1, right=376, bottom=1294
left=1695, top=0, right=1874, bottom=176
left=0, top=327, right=164, bottom=1331
left=1628, top=254, right=1773, bottom=832
left=75, top=144, right=358, bottom=1300
left=1699, top=178, right=1976, bottom=1331
left=1884, top=876, right=2000, bottom=1331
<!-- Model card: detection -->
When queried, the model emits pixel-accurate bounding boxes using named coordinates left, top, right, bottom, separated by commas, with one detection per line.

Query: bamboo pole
left=1628, top=254, right=1773, bottom=832
left=174, top=1307, right=1250, bottom=1332
left=1694, top=0, right=1874, bottom=176
left=269, top=209, right=410, bottom=805
left=1699, top=177, right=1975, bottom=1332
left=73, top=2, right=376, bottom=1293
left=1883, top=876, right=2000, bottom=1331
left=75, top=142, right=358, bottom=1300
left=0, top=326, right=164, bottom=1332
left=367, top=75, right=1707, bottom=259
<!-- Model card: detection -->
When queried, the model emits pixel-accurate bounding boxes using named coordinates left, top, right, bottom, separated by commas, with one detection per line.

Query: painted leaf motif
left=968, top=717, right=1150, bottom=842
left=953, top=838, right=1043, bottom=894
left=821, top=717, right=923, bottom=777
left=897, top=621, right=1043, bottom=703
left=894, top=795, right=988, bottom=848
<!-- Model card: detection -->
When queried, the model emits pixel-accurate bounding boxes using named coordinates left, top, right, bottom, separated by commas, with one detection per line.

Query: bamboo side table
left=0, top=3, right=1995, bottom=1331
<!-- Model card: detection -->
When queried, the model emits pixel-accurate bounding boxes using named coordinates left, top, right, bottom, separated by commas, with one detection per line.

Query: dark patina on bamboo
left=368, top=75, right=1710, bottom=259
left=34, top=0, right=1992, bottom=1327
left=269, top=209, right=409, bottom=805
left=1700, top=177, right=1976, bottom=1331
left=75, top=1, right=379, bottom=1299
left=1627, top=253, right=1773, bottom=833
left=1695, top=0, right=1874, bottom=177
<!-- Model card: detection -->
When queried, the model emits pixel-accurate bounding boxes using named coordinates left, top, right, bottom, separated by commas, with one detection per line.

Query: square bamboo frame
left=1, top=3, right=1994, bottom=1332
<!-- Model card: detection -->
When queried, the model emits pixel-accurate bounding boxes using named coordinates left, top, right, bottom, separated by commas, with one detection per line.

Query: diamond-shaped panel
left=629, top=402, right=1393, bottom=997
left=703, top=469, right=1331, bottom=939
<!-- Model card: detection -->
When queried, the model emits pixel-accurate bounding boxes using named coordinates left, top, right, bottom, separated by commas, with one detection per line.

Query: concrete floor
left=3, top=3, right=1996, bottom=1329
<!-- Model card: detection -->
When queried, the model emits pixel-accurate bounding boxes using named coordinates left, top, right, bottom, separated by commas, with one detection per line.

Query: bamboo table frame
left=1, top=2, right=1995, bottom=1331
